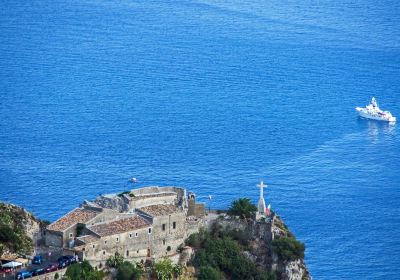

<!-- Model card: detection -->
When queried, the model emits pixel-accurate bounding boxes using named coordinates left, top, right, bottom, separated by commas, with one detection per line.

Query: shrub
left=154, top=258, right=174, bottom=280
left=255, top=271, right=277, bottom=280
left=65, top=261, right=105, bottom=280
left=187, top=225, right=275, bottom=280
left=41, top=220, right=51, bottom=226
left=54, top=272, right=59, bottom=279
left=116, top=261, right=142, bottom=280
left=198, top=266, right=222, bottom=280
left=106, top=252, right=124, bottom=268
left=272, top=236, right=305, bottom=262
left=185, top=228, right=209, bottom=249
left=172, top=264, right=183, bottom=278
left=227, top=198, right=257, bottom=219
left=76, top=224, right=85, bottom=237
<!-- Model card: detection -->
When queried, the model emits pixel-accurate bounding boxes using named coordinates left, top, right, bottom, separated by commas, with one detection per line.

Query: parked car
left=45, top=263, right=58, bottom=273
left=31, top=268, right=45, bottom=276
left=58, top=259, right=68, bottom=269
left=57, top=255, right=77, bottom=268
left=64, top=255, right=77, bottom=264
left=32, top=255, right=42, bottom=265
left=15, top=271, right=32, bottom=279
left=0, top=267, right=12, bottom=273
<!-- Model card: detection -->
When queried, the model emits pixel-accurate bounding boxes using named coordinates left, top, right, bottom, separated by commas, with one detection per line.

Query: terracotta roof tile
left=88, top=215, right=149, bottom=237
left=139, top=204, right=180, bottom=216
left=47, top=208, right=99, bottom=232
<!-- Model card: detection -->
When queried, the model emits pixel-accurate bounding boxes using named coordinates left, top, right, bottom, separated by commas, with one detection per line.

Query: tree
left=198, top=266, right=222, bottom=280
left=106, top=252, right=124, bottom=268
left=272, top=236, right=305, bottom=262
left=116, top=261, right=143, bottom=280
left=227, top=198, right=257, bottom=219
left=76, top=224, right=85, bottom=237
left=255, top=271, right=277, bottom=280
left=65, top=261, right=105, bottom=280
left=154, top=258, right=174, bottom=280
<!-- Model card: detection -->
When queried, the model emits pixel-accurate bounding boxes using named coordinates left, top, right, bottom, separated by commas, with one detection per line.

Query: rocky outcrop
left=0, top=202, right=46, bottom=257
left=206, top=214, right=311, bottom=280
left=281, top=259, right=309, bottom=280
left=271, top=215, right=311, bottom=280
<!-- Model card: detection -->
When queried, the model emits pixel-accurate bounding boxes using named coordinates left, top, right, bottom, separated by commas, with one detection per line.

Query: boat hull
left=356, top=108, right=396, bottom=122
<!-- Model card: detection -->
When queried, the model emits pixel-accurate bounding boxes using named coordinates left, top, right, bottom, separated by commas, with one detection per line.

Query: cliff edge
left=185, top=211, right=310, bottom=280
left=0, top=202, right=46, bottom=258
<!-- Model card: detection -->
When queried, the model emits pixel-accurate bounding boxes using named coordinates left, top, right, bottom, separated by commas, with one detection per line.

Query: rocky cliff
left=0, top=202, right=46, bottom=257
left=189, top=213, right=311, bottom=280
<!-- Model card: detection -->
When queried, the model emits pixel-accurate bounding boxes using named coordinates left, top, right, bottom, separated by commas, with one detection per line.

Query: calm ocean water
left=1, top=0, right=399, bottom=278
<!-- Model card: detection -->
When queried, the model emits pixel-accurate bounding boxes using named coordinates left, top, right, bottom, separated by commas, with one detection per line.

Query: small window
left=129, top=233, right=132, bottom=239
left=173, top=222, right=176, bottom=229
left=135, top=232, right=138, bottom=237
left=103, top=251, right=105, bottom=255
left=162, top=224, right=166, bottom=231
left=92, top=244, right=95, bottom=249
left=148, top=228, right=152, bottom=234
left=116, top=237, right=119, bottom=242
left=69, top=233, right=73, bottom=238
left=126, top=250, right=129, bottom=257
left=82, top=248, right=85, bottom=252
left=163, top=239, right=166, bottom=245
left=104, top=240, right=107, bottom=245
left=136, top=250, right=139, bottom=254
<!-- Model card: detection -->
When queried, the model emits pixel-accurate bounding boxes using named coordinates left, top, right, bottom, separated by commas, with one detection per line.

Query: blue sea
left=1, top=0, right=399, bottom=278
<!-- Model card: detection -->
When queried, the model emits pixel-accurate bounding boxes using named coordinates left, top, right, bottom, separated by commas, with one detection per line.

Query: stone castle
left=45, top=186, right=205, bottom=266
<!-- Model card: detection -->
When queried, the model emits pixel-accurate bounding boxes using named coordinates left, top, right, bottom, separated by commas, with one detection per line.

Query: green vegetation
left=273, top=217, right=293, bottom=237
left=227, top=198, right=257, bottom=219
left=198, top=265, right=222, bottom=280
left=154, top=258, right=183, bottom=280
left=0, top=203, right=35, bottom=255
left=42, top=220, right=51, bottom=226
left=117, top=191, right=135, bottom=198
left=186, top=227, right=276, bottom=280
left=272, top=236, right=305, bottom=262
left=117, top=191, right=131, bottom=197
left=116, top=261, right=143, bottom=280
left=76, top=224, right=85, bottom=237
left=64, top=261, right=105, bottom=280
left=106, top=252, right=124, bottom=268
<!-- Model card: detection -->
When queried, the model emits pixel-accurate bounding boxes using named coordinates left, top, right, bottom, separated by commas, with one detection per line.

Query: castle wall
left=45, top=230, right=63, bottom=248
left=150, top=212, right=187, bottom=258
left=86, top=209, right=128, bottom=226
left=81, top=226, right=152, bottom=265
left=128, top=193, right=177, bottom=209
left=188, top=199, right=205, bottom=217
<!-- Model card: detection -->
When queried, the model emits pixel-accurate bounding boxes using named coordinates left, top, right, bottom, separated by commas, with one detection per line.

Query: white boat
left=355, top=97, right=396, bottom=122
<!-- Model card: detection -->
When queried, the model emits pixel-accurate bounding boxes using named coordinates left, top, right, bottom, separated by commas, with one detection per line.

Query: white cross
left=257, top=181, right=267, bottom=198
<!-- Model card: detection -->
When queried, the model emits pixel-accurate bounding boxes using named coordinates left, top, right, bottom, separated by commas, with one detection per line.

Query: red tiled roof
left=88, top=215, right=150, bottom=237
left=47, top=208, right=99, bottom=232
left=139, top=204, right=180, bottom=216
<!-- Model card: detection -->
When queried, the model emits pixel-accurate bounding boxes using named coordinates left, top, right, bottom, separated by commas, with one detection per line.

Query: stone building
left=45, top=186, right=205, bottom=265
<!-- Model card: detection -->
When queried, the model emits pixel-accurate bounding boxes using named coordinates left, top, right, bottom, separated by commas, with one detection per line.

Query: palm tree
left=227, top=198, right=257, bottom=219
